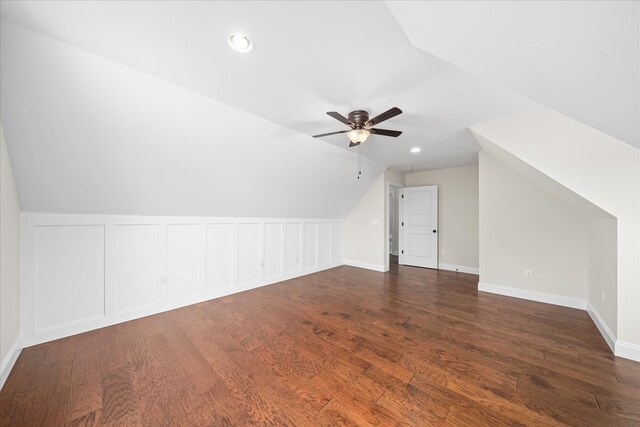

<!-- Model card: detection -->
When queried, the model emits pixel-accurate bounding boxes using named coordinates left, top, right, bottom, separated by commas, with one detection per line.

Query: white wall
left=479, top=151, right=590, bottom=305
left=472, top=108, right=640, bottom=360
left=405, top=164, right=479, bottom=273
left=0, top=122, right=21, bottom=388
left=588, top=217, right=617, bottom=343
left=20, top=213, right=343, bottom=346
left=344, top=172, right=386, bottom=271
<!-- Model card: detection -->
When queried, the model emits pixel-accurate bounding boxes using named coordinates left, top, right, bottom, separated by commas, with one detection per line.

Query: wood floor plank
left=66, top=348, right=102, bottom=422
left=66, top=408, right=103, bottom=427
left=1, top=261, right=639, bottom=425
left=101, top=366, right=140, bottom=426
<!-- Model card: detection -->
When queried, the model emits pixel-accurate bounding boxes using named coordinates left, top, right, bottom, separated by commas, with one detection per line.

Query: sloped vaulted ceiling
left=387, top=1, right=640, bottom=147
left=0, top=21, right=386, bottom=217
left=0, top=1, right=635, bottom=217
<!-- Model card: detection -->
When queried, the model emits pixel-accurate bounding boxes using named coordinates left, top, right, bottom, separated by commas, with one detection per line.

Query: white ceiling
left=387, top=1, right=640, bottom=147
left=0, top=1, right=542, bottom=173
left=0, top=1, right=636, bottom=217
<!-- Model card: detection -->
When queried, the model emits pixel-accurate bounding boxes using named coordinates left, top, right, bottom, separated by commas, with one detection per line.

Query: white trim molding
left=615, top=341, right=640, bottom=362
left=478, top=282, right=587, bottom=310
left=0, top=336, right=22, bottom=390
left=344, top=259, right=388, bottom=272
left=586, top=305, right=640, bottom=362
left=586, top=302, right=616, bottom=354
left=438, top=263, right=479, bottom=275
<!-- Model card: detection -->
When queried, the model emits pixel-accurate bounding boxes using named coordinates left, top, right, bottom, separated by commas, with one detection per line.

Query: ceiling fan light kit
left=348, top=129, right=370, bottom=144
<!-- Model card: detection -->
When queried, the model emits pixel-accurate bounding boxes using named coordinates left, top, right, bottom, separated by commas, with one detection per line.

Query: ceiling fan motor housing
left=348, top=110, right=369, bottom=128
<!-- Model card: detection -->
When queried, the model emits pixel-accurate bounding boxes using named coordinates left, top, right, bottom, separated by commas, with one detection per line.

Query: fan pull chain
left=357, top=143, right=362, bottom=179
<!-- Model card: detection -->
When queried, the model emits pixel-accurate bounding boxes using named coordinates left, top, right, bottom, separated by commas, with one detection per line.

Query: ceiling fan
left=313, top=107, right=403, bottom=147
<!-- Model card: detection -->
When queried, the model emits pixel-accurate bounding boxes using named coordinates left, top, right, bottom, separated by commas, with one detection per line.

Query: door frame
left=385, top=180, right=404, bottom=271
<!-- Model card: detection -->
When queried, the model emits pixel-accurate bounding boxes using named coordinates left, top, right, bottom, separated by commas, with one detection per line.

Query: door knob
left=433, top=230, right=437, bottom=233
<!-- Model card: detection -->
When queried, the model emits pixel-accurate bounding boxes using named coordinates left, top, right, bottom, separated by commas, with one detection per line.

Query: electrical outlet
left=524, top=269, right=533, bottom=279
left=441, top=249, right=447, bottom=256
left=160, top=276, right=167, bottom=286
left=602, top=291, right=605, bottom=303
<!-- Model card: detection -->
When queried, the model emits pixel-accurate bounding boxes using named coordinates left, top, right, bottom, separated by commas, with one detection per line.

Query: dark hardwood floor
left=1, top=262, right=639, bottom=426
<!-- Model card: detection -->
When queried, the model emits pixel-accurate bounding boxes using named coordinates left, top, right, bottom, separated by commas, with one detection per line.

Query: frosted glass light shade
left=348, top=129, right=370, bottom=144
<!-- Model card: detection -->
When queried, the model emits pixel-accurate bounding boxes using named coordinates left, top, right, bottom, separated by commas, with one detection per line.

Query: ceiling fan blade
left=326, top=111, right=353, bottom=126
left=365, top=107, right=402, bottom=127
left=369, top=128, right=402, bottom=137
left=312, top=130, right=349, bottom=138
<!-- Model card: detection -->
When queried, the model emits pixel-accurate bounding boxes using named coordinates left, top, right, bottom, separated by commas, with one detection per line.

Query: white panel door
left=317, top=223, right=331, bottom=266
left=303, top=223, right=317, bottom=270
left=206, top=223, right=233, bottom=291
left=400, top=186, right=438, bottom=269
left=35, top=225, right=105, bottom=330
left=166, top=224, right=199, bottom=301
left=238, top=223, right=260, bottom=285
left=285, top=223, right=301, bottom=274
left=116, top=224, right=159, bottom=313
left=264, top=223, right=283, bottom=279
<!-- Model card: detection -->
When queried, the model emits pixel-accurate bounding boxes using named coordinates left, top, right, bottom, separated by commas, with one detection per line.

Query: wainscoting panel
left=263, top=223, right=283, bottom=280
left=115, top=224, right=159, bottom=314
left=331, top=222, right=344, bottom=262
left=206, top=223, right=234, bottom=292
left=318, top=222, right=331, bottom=266
left=303, top=223, right=317, bottom=270
left=238, top=223, right=260, bottom=286
left=166, top=224, right=200, bottom=302
left=35, top=225, right=105, bottom=331
left=21, top=214, right=344, bottom=346
left=285, top=222, right=301, bottom=274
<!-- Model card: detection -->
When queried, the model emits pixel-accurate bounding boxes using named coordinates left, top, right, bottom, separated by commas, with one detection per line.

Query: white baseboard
left=586, top=302, right=615, bottom=354
left=615, top=341, right=640, bottom=362
left=438, top=263, right=479, bottom=275
left=587, top=303, right=640, bottom=362
left=478, top=282, right=587, bottom=310
left=0, top=336, right=22, bottom=390
left=344, top=259, right=387, bottom=272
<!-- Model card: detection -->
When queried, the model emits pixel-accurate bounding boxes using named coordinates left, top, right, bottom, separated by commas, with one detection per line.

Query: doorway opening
left=388, top=182, right=402, bottom=267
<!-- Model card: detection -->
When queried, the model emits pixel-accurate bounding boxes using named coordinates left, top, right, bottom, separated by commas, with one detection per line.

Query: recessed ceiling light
left=410, top=147, right=422, bottom=153
left=406, top=166, right=413, bottom=171
left=228, top=34, right=253, bottom=53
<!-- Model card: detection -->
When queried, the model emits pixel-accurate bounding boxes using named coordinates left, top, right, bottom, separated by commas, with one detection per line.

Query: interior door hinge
left=401, top=250, right=404, bottom=254
left=401, top=194, right=404, bottom=198
left=401, top=222, right=404, bottom=226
